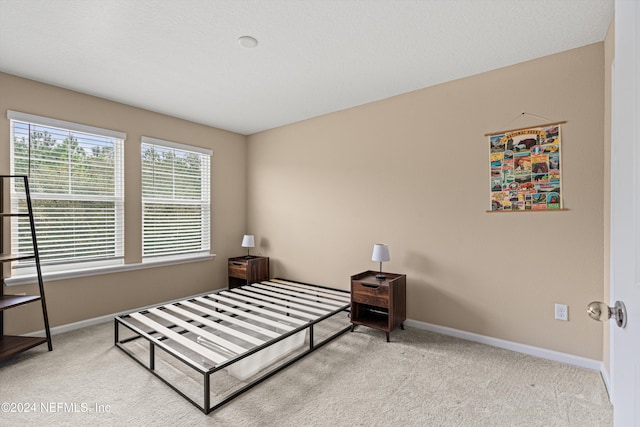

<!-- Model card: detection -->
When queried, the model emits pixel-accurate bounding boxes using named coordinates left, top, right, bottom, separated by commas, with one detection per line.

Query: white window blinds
left=8, top=111, right=125, bottom=270
left=141, top=136, right=211, bottom=259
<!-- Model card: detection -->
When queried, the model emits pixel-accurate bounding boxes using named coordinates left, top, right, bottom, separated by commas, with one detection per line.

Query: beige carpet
left=0, top=321, right=612, bottom=426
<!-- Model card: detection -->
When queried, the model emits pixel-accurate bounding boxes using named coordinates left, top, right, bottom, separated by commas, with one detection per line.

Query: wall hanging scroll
left=487, top=120, right=566, bottom=211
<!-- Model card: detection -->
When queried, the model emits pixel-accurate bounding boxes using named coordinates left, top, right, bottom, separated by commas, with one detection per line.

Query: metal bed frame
left=114, top=279, right=351, bottom=414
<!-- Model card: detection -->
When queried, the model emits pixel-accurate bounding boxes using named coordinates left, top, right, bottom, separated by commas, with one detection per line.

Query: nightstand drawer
left=228, top=256, right=269, bottom=289
left=351, top=282, right=389, bottom=308
left=228, top=262, right=247, bottom=279
left=352, top=281, right=389, bottom=298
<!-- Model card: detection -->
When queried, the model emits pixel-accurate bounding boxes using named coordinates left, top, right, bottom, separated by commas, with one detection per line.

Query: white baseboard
left=404, top=319, right=603, bottom=371
left=600, top=363, right=612, bottom=401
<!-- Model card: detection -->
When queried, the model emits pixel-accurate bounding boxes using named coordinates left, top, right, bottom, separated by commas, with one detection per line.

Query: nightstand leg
left=400, top=322, right=404, bottom=330
left=386, top=332, right=390, bottom=342
left=350, top=324, right=355, bottom=332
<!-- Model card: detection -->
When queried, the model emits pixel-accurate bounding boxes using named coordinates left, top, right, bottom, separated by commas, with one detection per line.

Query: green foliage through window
left=10, top=117, right=124, bottom=268
left=141, top=139, right=210, bottom=258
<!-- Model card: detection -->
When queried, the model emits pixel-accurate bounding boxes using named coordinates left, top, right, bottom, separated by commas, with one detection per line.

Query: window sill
left=4, top=253, right=216, bottom=286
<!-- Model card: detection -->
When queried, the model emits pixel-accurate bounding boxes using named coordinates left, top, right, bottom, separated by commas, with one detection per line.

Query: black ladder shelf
left=1, top=175, right=52, bottom=360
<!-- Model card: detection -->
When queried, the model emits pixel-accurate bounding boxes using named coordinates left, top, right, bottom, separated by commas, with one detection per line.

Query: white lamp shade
left=371, top=244, right=390, bottom=262
left=241, top=235, right=255, bottom=248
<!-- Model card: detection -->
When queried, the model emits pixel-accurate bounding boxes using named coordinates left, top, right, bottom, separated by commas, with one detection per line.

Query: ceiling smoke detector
left=238, top=36, right=258, bottom=48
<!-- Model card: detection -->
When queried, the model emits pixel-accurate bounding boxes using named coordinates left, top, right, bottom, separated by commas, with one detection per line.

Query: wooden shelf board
left=0, top=295, right=41, bottom=311
left=0, top=253, right=36, bottom=262
left=0, top=335, right=48, bottom=360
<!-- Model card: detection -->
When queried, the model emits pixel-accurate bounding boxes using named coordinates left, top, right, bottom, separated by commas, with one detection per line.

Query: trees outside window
left=9, top=112, right=124, bottom=274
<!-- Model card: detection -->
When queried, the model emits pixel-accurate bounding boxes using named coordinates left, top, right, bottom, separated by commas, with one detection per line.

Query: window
left=141, top=136, right=211, bottom=260
left=8, top=111, right=125, bottom=275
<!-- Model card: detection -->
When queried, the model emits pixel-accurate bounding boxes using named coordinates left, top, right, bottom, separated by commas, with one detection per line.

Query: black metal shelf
left=0, top=175, right=52, bottom=361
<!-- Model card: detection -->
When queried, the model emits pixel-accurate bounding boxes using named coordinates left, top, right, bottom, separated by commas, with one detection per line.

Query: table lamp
left=372, top=243, right=390, bottom=280
left=242, top=234, right=255, bottom=258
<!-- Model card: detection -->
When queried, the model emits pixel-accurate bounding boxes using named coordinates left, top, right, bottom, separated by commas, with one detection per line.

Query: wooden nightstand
left=228, top=256, right=269, bottom=289
left=350, top=270, right=406, bottom=342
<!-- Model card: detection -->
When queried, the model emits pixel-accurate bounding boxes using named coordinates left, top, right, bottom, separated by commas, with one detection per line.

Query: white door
left=610, top=1, right=640, bottom=425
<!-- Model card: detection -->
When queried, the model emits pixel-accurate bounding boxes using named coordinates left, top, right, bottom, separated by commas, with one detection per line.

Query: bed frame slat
left=254, top=282, right=345, bottom=307
left=267, top=279, right=351, bottom=302
left=149, top=308, right=248, bottom=355
left=232, top=287, right=329, bottom=315
left=128, top=312, right=228, bottom=365
left=162, top=304, right=267, bottom=347
left=247, top=284, right=339, bottom=310
left=217, top=291, right=314, bottom=321
left=179, top=300, right=280, bottom=339
left=220, top=290, right=318, bottom=320
left=206, top=294, right=307, bottom=325
left=193, top=297, right=295, bottom=332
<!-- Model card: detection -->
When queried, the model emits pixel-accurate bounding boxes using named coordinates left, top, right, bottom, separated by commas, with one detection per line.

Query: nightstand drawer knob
left=362, top=284, right=379, bottom=289
left=232, top=262, right=244, bottom=266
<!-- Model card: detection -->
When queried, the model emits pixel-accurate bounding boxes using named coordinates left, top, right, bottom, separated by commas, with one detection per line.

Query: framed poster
left=488, top=123, right=563, bottom=211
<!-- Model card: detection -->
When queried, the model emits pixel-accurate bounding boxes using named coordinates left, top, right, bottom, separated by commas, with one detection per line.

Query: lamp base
left=375, top=274, right=386, bottom=280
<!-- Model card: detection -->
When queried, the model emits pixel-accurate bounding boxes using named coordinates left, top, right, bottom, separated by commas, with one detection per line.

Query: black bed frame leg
left=150, top=343, right=155, bottom=370
left=204, top=373, right=211, bottom=414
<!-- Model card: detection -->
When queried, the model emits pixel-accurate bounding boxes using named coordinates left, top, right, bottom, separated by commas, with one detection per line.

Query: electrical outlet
left=555, top=303, right=568, bottom=321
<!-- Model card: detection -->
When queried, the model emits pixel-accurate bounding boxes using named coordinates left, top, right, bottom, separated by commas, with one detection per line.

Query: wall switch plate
left=555, top=303, right=568, bottom=321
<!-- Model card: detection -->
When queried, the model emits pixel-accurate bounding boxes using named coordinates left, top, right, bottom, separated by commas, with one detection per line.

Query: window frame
left=7, top=110, right=126, bottom=278
left=140, top=136, right=212, bottom=262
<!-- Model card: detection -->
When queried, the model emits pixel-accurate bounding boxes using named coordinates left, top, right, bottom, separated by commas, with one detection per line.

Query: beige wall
left=247, top=43, right=605, bottom=360
left=1, top=42, right=608, bottom=361
left=0, top=72, right=247, bottom=333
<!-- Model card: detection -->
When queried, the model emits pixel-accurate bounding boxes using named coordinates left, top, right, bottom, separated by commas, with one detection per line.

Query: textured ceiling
left=0, top=0, right=613, bottom=135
